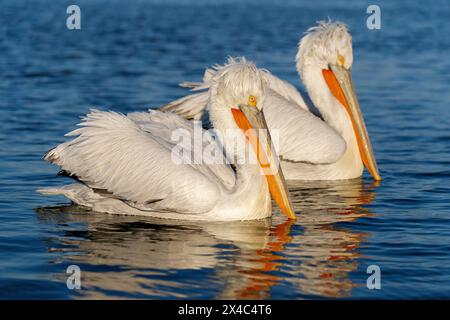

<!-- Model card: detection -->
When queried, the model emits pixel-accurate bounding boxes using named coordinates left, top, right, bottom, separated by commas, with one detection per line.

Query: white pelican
left=38, top=61, right=296, bottom=221
left=160, top=21, right=381, bottom=181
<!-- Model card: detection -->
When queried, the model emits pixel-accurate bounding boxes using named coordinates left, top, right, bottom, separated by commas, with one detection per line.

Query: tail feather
left=37, top=184, right=107, bottom=208
left=159, top=57, right=248, bottom=121
left=179, top=81, right=205, bottom=90
left=159, top=91, right=209, bottom=120
left=37, top=187, right=66, bottom=196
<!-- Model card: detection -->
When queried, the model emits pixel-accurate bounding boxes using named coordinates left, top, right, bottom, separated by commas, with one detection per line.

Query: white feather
left=40, top=60, right=275, bottom=220
left=44, top=110, right=222, bottom=214
left=156, top=21, right=368, bottom=180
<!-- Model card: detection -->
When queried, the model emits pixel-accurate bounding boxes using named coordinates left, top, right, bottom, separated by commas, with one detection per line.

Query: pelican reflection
left=283, top=179, right=378, bottom=297
left=36, top=179, right=378, bottom=299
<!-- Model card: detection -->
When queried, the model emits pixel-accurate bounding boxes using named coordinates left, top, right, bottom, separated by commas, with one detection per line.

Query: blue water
left=1, top=0, right=449, bottom=299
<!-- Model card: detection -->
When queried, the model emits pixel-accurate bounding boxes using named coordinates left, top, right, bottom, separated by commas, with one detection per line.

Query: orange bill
left=232, top=107, right=297, bottom=220
left=323, top=66, right=381, bottom=181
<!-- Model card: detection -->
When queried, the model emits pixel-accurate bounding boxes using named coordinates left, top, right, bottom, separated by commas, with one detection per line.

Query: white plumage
left=39, top=61, right=293, bottom=221
left=161, top=21, right=380, bottom=180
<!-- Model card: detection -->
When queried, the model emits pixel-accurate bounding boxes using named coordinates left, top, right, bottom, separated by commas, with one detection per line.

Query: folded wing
left=44, top=110, right=234, bottom=214
left=262, top=93, right=346, bottom=164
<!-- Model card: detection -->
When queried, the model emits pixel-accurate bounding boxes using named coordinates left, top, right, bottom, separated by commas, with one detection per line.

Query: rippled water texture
left=1, top=0, right=449, bottom=299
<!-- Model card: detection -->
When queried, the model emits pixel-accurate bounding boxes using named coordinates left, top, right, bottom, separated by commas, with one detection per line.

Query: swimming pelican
left=38, top=61, right=296, bottom=221
left=160, top=21, right=381, bottom=181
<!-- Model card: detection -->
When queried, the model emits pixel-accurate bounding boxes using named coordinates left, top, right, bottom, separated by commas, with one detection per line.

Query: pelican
left=38, top=61, right=296, bottom=221
left=160, top=21, right=381, bottom=181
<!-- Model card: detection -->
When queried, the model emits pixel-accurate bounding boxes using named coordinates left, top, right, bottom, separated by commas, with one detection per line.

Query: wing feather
left=44, top=110, right=227, bottom=214
left=159, top=92, right=209, bottom=120
left=127, top=110, right=236, bottom=190
left=263, top=72, right=309, bottom=111
left=263, top=93, right=346, bottom=164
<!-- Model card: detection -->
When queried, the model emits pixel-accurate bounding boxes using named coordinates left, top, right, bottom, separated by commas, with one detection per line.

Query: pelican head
left=211, top=57, right=268, bottom=112
left=209, top=58, right=296, bottom=219
left=296, top=21, right=381, bottom=181
left=296, top=20, right=353, bottom=72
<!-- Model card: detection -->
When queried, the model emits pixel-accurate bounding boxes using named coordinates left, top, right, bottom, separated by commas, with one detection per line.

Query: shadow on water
left=35, top=179, right=379, bottom=299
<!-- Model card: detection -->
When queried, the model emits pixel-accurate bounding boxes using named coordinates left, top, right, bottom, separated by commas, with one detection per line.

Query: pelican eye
left=338, top=54, right=345, bottom=66
left=248, top=95, right=257, bottom=107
